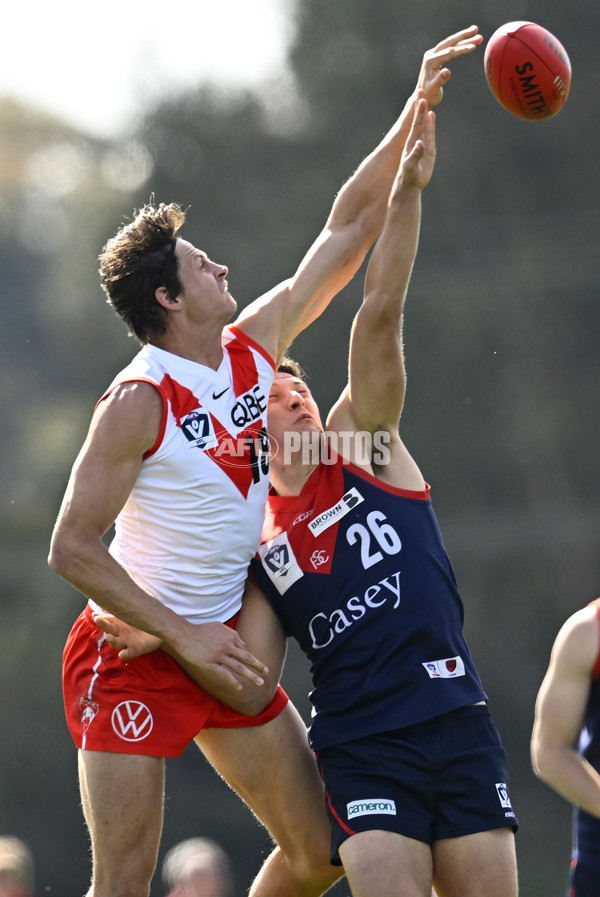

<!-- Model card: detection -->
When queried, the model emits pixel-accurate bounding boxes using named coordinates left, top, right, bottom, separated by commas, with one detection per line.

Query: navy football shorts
left=315, top=704, right=518, bottom=864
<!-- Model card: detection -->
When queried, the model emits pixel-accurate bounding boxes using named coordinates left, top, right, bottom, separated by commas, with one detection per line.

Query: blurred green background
left=1, top=1, right=597, bottom=894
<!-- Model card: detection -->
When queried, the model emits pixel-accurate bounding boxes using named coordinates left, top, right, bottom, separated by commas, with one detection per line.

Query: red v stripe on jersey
left=264, top=463, right=349, bottom=574
left=226, top=337, right=260, bottom=396
left=160, top=373, right=262, bottom=499
left=160, top=374, right=200, bottom=420
left=207, top=417, right=264, bottom=499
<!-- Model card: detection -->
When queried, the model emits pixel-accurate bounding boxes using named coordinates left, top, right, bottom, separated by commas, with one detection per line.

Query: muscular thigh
left=196, top=702, right=331, bottom=859
left=432, top=828, right=518, bottom=897
left=340, top=830, right=432, bottom=897
left=78, top=749, right=165, bottom=873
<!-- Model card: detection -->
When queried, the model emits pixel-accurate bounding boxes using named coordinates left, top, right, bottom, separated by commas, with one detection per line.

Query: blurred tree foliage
left=1, top=1, right=598, bottom=894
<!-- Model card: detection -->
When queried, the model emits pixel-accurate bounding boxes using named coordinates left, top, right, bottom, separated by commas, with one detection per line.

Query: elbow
left=353, top=214, right=381, bottom=256
left=48, top=533, right=68, bottom=577
left=234, top=681, right=280, bottom=718
left=234, top=675, right=279, bottom=716
left=532, top=759, right=556, bottom=791
left=530, top=733, right=542, bottom=777
left=530, top=738, right=555, bottom=785
left=48, top=527, right=83, bottom=582
left=332, top=217, right=377, bottom=265
left=532, top=756, right=551, bottom=785
left=530, top=750, right=544, bottom=781
left=239, top=699, right=271, bottom=718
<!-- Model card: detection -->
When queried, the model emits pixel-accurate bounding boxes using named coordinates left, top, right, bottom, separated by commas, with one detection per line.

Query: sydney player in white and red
left=49, top=27, right=484, bottom=897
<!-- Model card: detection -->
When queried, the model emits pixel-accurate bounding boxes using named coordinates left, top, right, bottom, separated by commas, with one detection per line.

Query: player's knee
left=288, top=840, right=341, bottom=890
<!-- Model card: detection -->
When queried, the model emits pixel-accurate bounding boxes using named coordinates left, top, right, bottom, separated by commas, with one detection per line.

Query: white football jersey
left=93, top=326, right=275, bottom=623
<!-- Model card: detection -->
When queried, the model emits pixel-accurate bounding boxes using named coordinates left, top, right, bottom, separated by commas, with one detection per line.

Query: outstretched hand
left=399, top=93, right=436, bottom=190
left=92, top=612, right=269, bottom=692
left=418, top=25, right=483, bottom=107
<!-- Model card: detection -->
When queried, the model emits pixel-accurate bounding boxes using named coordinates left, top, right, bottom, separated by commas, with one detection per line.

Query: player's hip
left=62, top=605, right=287, bottom=757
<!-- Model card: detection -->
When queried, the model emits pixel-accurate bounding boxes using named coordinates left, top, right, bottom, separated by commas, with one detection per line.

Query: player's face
left=175, top=238, right=236, bottom=323
left=267, top=372, right=324, bottom=458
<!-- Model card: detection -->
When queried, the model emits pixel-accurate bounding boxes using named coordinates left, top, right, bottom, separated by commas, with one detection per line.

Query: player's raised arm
left=327, top=95, right=435, bottom=443
left=235, top=27, right=481, bottom=362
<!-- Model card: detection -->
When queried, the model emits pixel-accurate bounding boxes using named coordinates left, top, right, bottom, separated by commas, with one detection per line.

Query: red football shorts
left=63, top=605, right=289, bottom=757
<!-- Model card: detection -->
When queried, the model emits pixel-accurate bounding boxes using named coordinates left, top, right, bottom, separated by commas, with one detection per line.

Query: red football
left=484, top=21, right=571, bottom=120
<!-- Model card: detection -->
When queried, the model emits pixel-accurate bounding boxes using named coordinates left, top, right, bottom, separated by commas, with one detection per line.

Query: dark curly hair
left=277, top=356, right=309, bottom=381
left=99, top=201, right=186, bottom=343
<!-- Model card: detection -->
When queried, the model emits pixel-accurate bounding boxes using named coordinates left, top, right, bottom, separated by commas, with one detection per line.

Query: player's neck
left=151, top=322, right=225, bottom=369
left=269, top=459, right=318, bottom=497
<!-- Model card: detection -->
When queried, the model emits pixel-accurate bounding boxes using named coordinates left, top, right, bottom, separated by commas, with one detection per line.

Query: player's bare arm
left=235, top=27, right=482, bottom=362
left=93, top=578, right=286, bottom=715
left=531, top=605, right=600, bottom=817
left=215, top=578, right=286, bottom=714
left=326, top=97, right=434, bottom=488
left=49, top=383, right=267, bottom=691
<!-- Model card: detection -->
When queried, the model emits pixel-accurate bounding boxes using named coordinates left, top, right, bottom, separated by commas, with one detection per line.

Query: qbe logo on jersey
left=258, top=533, right=304, bottom=595
left=111, top=700, right=154, bottom=742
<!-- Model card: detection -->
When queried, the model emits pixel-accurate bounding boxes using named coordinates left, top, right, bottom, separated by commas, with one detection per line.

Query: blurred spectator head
left=162, top=837, right=233, bottom=897
left=0, top=837, right=34, bottom=897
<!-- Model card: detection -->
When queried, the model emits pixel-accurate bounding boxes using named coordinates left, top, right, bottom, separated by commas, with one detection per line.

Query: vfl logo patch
left=422, top=656, right=465, bottom=679
left=180, top=410, right=217, bottom=450
left=496, top=783, right=513, bottom=810
left=258, top=533, right=304, bottom=595
left=308, top=488, right=364, bottom=537
left=347, top=798, right=397, bottom=819
left=111, top=700, right=154, bottom=742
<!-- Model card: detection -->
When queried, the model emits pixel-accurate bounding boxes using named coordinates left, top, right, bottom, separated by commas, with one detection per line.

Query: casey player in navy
left=532, top=598, right=600, bottom=896
left=244, top=95, right=519, bottom=897
left=100, top=93, right=518, bottom=897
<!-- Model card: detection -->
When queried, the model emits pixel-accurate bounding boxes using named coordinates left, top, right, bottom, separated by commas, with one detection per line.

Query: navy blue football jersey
left=250, top=456, right=487, bottom=751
